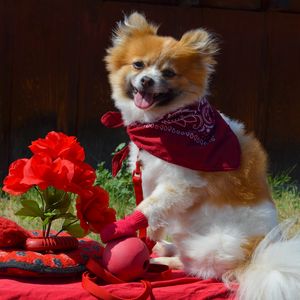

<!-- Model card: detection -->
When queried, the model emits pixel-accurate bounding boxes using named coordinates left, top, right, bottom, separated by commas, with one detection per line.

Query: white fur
left=129, top=141, right=207, bottom=233
left=168, top=201, right=277, bottom=279
left=152, top=240, right=178, bottom=257
left=237, top=220, right=300, bottom=300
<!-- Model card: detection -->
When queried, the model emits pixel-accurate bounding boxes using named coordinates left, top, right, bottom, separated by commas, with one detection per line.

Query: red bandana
left=101, top=98, right=241, bottom=176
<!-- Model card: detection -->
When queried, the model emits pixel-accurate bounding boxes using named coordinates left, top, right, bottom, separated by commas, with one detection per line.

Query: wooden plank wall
left=0, top=0, right=300, bottom=181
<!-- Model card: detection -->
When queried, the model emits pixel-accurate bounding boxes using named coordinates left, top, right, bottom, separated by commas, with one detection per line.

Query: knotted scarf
left=101, top=98, right=241, bottom=176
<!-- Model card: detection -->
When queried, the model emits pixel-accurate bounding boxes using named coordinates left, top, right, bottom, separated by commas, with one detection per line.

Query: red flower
left=3, top=159, right=32, bottom=195
left=67, top=162, right=96, bottom=195
left=29, top=131, right=85, bottom=162
left=4, top=154, right=96, bottom=195
left=76, top=186, right=116, bottom=233
left=3, top=132, right=95, bottom=195
left=20, top=154, right=75, bottom=191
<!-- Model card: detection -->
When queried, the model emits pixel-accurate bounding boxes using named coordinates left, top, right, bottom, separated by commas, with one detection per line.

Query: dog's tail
left=234, top=220, right=300, bottom=300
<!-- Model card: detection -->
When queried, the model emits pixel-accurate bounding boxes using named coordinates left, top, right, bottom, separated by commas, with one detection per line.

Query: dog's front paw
left=100, top=211, right=148, bottom=243
left=99, top=221, right=136, bottom=243
left=153, top=240, right=178, bottom=257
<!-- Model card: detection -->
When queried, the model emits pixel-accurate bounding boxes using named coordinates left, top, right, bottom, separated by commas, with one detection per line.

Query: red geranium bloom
left=21, top=154, right=75, bottom=191
left=67, top=162, right=96, bottom=195
left=51, top=158, right=76, bottom=191
left=3, top=159, right=32, bottom=195
left=5, top=154, right=96, bottom=195
left=29, top=131, right=85, bottom=162
left=76, top=186, right=116, bottom=233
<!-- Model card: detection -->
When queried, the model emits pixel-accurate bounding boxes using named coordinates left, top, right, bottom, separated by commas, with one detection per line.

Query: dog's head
left=105, top=12, right=218, bottom=123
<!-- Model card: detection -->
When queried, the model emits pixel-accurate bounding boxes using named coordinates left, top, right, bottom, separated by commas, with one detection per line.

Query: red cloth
left=0, top=217, right=31, bottom=248
left=101, top=98, right=241, bottom=176
left=0, top=270, right=236, bottom=299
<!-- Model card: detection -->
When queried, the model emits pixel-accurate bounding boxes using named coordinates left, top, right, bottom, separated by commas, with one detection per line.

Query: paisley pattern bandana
left=101, top=98, right=241, bottom=176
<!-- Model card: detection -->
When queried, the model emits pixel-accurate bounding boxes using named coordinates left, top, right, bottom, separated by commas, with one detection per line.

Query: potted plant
left=2, top=131, right=116, bottom=252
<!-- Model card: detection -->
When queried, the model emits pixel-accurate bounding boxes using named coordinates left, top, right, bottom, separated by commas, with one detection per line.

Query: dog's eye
left=132, top=61, right=145, bottom=70
left=162, top=69, right=176, bottom=78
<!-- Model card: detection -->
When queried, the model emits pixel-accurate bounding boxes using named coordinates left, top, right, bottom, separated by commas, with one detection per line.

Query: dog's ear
left=112, top=12, right=158, bottom=45
left=180, top=29, right=219, bottom=58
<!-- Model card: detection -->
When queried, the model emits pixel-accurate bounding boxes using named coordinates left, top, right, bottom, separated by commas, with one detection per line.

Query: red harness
left=132, top=160, right=147, bottom=240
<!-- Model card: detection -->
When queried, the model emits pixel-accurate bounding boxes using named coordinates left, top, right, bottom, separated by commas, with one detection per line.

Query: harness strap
left=82, top=259, right=167, bottom=300
left=132, top=160, right=147, bottom=240
left=82, top=271, right=151, bottom=300
left=82, top=259, right=200, bottom=300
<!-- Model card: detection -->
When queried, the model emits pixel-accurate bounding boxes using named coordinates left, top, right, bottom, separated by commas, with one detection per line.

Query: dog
left=102, top=12, right=300, bottom=299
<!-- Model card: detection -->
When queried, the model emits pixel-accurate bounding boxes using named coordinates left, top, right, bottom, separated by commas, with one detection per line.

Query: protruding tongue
left=134, top=92, right=155, bottom=109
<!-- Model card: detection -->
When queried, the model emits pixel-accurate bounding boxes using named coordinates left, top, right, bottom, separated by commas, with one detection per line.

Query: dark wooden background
left=1, top=0, right=300, bottom=182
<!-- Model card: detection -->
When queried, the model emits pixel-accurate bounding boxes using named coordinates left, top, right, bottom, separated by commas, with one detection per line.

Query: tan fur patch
left=241, top=236, right=264, bottom=260
left=223, top=235, right=264, bottom=284
left=192, top=132, right=272, bottom=207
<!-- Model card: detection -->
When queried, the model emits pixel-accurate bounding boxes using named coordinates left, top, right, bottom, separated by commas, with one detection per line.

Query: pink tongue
left=134, top=92, right=155, bottom=109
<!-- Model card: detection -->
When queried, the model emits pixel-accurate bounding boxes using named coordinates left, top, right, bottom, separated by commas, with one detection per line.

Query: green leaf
left=65, top=223, right=86, bottom=238
left=62, top=216, right=77, bottom=228
left=44, top=211, right=57, bottom=218
left=57, top=193, right=71, bottom=214
left=44, top=189, right=70, bottom=212
left=19, top=199, right=42, bottom=217
left=15, top=207, right=40, bottom=217
left=61, top=213, right=77, bottom=221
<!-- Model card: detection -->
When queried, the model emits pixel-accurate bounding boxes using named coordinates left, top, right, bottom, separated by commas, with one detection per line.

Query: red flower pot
left=25, top=236, right=79, bottom=252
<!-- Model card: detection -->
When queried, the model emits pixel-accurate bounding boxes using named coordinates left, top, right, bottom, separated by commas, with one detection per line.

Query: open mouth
left=131, top=86, right=176, bottom=110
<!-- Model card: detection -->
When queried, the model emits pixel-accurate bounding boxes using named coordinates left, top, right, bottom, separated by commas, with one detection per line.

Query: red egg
left=102, top=237, right=150, bottom=281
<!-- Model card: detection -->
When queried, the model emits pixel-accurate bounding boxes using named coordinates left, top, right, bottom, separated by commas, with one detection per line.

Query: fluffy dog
left=101, top=12, right=300, bottom=299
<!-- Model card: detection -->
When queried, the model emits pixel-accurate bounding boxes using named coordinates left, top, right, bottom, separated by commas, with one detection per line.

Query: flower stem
left=34, top=186, right=46, bottom=237
left=45, top=218, right=53, bottom=238
left=55, top=219, right=78, bottom=237
left=42, top=224, right=46, bottom=238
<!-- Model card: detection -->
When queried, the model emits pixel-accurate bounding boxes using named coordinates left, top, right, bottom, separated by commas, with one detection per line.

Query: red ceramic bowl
left=25, top=236, right=79, bottom=252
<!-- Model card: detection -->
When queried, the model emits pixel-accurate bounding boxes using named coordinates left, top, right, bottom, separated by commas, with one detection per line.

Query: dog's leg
left=137, top=181, right=201, bottom=240
left=153, top=240, right=178, bottom=257
left=99, top=179, right=201, bottom=243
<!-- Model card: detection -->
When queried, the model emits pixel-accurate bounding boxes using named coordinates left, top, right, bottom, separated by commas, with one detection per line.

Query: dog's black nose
left=141, top=76, right=154, bottom=88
